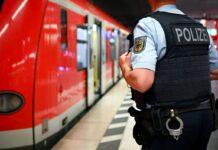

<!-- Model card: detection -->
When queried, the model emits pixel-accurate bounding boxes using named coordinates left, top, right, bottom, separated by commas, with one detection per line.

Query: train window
left=120, top=35, right=129, bottom=55
left=77, top=26, right=88, bottom=70
left=0, top=0, right=4, bottom=11
left=60, top=9, right=68, bottom=50
left=110, top=39, right=116, bottom=61
left=102, top=30, right=106, bottom=64
left=110, top=29, right=119, bottom=61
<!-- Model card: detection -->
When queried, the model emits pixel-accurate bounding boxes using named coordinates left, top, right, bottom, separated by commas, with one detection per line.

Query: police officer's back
left=119, top=0, right=218, bottom=149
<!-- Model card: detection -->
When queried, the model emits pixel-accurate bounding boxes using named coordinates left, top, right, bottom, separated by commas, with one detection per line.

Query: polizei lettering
left=172, top=24, right=210, bottom=45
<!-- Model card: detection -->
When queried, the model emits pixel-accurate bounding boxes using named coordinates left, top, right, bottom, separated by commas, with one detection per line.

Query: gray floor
left=53, top=80, right=218, bottom=150
left=52, top=79, right=130, bottom=150
left=208, top=130, right=218, bottom=150
left=211, top=80, right=218, bottom=99
left=208, top=81, right=218, bottom=150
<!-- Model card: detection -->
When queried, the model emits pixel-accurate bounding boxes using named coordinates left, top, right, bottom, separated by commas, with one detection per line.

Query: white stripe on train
left=0, top=99, right=86, bottom=149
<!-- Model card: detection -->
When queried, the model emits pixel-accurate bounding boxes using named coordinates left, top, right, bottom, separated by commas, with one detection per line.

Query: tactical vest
left=130, top=12, right=212, bottom=109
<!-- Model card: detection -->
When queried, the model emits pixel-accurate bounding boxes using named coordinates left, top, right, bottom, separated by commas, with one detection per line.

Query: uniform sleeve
left=209, top=36, right=218, bottom=71
left=131, top=17, right=166, bottom=71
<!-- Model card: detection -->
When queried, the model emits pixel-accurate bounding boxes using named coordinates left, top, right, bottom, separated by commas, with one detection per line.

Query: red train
left=0, top=0, right=129, bottom=149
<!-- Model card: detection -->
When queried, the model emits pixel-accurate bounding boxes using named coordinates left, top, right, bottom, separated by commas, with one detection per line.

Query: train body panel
left=0, top=0, right=47, bottom=130
left=0, top=0, right=129, bottom=149
left=34, top=2, right=87, bottom=145
left=35, top=1, right=87, bottom=127
left=0, top=0, right=47, bottom=149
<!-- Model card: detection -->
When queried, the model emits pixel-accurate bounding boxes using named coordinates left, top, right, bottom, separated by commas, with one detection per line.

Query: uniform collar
left=156, top=4, right=185, bottom=15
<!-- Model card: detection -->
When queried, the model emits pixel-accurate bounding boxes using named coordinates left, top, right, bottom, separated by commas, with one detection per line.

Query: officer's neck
left=152, top=2, right=176, bottom=11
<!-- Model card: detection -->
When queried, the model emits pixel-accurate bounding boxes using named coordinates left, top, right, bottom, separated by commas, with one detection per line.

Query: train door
left=86, top=16, right=103, bottom=106
left=93, top=19, right=102, bottom=99
left=101, top=22, right=107, bottom=94
left=118, top=33, right=123, bottom=79
left=33, top=4, right=58, bottom=148
left=105, top=28, right=114, bottom=89
left=86, top=15, right=95, bottom=107
left=112, top=29, right=119, bottom=83
left=34, top=4, right=87, bottom=149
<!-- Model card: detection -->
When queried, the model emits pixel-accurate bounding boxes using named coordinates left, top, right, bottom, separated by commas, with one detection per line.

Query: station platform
left=52, top=79, right=218, bottom=150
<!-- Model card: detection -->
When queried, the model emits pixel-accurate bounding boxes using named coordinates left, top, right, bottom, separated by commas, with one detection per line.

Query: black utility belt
left=129, top=100, right=211, bottom=119
left=160, top=100, right=211, bottom=117
left=128, top=100, right=213, bottom=145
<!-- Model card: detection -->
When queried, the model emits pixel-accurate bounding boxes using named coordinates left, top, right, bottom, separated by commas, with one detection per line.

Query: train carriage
left=0, top=0, right=129, bottom=149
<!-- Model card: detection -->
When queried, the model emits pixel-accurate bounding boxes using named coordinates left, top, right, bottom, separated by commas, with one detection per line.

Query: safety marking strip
left=114, top=113, right=129, bottom=119
left=109, top=123, right=126, bottom=129
left=118, top=106, right=129, bottom=111
left=97, top=90, right=133, bottom=150
left=101, top=134, right=123, bottom=143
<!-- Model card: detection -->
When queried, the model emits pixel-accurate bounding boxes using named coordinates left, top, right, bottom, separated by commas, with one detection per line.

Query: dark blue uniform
left=131, top=4, right=218, bottom=150
left=142, top=110, right=214, bottom=150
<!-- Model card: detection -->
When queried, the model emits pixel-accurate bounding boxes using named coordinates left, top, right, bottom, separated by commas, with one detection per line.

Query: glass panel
left=77, top=27, right=88, bottom=41
left=60, top=9, right=68, bottom=50
left=77, top=26, right=88, bottom=70
left=77, top=43, right=88, bottom=70
left=110, top=38, right=116, bottom=61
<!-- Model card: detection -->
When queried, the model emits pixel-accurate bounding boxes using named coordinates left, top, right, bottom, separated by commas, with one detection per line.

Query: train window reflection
left=60, top=9, right=68, bottom=50
left=77, top=26, right=88, bottom=70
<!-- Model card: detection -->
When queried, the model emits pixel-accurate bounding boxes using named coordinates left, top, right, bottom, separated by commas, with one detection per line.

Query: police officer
left=119, top=0, right=218, bottom=149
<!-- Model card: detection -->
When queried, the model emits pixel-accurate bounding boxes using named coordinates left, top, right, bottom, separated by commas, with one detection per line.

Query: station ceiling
left=177, top=0, right=218, bottom=19
left=89, top=0, right=218, bottom=29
